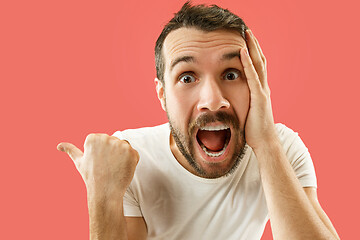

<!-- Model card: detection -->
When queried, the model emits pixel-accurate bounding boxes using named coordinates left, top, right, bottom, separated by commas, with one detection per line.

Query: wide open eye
left=223, top=69, right=240, bottom=81
left=179, top=74, right=196, bottom=83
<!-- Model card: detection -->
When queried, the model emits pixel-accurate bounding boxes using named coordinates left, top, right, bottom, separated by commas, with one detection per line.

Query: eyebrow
left=169, top=51, right=241, bottom=71
left=170, top=56, right=195, bottom=71
left=221, top=51, right=240, bottom=61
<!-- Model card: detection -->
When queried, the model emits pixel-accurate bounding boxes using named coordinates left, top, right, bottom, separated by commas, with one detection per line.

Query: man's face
left=156, top=27, right=250, bottom=178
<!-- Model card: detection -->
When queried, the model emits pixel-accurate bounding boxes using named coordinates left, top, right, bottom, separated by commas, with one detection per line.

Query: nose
left=197, top=78, right=230, bottom=112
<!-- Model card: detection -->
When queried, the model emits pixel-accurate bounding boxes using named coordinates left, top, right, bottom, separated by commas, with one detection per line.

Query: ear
left=154, top=78, right=166, bottom=111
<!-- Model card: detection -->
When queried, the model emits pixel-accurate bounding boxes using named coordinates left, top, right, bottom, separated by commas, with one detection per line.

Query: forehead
left=163, top=27, right=246, bottom=68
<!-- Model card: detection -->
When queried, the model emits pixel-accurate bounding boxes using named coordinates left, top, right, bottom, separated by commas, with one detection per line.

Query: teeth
left=201, top=141, right=228, bottom=158
left=200, top=125, right=229, bottom=131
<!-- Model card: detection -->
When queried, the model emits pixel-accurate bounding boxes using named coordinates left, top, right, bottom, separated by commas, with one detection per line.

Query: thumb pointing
left=57, top=142, right=83, bottom=163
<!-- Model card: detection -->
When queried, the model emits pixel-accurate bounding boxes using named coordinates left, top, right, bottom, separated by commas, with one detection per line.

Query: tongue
left=197, top=130, right=227, bottom=152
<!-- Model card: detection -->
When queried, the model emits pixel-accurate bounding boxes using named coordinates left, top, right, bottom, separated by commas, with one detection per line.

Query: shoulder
left=274, top=123, right=303, bottom=148
left=111, top=123, right=171, bottom=166
left=274, top=123, right=311, bottom=161
left=274, top=124, right=317, bottom=187
left=275, top=123, right=298, bottom=138
left=112, top=123, right=169, bottom=145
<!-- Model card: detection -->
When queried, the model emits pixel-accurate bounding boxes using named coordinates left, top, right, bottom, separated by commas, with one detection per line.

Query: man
left=57, top=2, right=340, bottom=240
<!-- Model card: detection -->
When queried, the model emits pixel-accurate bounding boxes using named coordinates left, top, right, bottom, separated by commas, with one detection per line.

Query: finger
left=246, top=30, right=266, bottom=86
left=57, top=142, right=83, bottom=164
left=253, top=35, right=266, bottom=64
left=240, top=47, right=262, bottom=95
left=253, top=40, right=270, bottom=94
left=111, top=137, right=140, bottom=164
left=246, top=30, right=264, bottom=74
left=247, top=30, right=266, bottom=63
left=251, top=33, right=269, bottom=90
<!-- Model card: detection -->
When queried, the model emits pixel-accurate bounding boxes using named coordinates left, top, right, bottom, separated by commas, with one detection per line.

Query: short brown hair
left=155, top=1, right=248, bottom=82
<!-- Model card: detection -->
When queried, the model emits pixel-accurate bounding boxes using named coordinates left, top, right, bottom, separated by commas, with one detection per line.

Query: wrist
left=87, top=189, right=126, bottom=240
left=87, top=185, right=125, bottom=206
left=251, top=136, right=282, bottom=158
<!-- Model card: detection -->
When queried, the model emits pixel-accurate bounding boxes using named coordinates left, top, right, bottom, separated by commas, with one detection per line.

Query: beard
left=167, top=110, right=247, bottom=179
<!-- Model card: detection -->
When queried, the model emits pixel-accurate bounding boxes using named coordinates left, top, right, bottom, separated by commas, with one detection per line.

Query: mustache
left=189, top=111, right=240, bottom=135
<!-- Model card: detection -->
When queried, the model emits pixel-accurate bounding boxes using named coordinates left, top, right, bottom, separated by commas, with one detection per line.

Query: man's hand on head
left=241, top=29, right=278, bottom=151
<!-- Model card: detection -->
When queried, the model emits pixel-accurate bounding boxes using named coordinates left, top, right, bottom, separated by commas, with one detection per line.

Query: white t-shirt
left=112, top=123, right=317, bottom=240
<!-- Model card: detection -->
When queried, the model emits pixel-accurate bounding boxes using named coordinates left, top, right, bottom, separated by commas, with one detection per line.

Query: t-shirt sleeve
left=276, top=124, right=317, bottom=188
left=112, top=131, right=143, bottom=217
left=123, top=186, right=143, bottom=217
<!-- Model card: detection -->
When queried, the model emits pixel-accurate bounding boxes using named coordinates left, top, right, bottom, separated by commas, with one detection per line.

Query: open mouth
left=196, top=124, right=231, bottom=158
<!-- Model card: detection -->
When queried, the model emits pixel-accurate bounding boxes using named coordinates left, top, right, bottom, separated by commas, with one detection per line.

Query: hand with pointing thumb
left=57, top=133, right=139, bottom=198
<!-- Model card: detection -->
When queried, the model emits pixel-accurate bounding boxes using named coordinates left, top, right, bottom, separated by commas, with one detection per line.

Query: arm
left=241, top=29, right=340, bottom=239
left=126, top=217, right=148, bottom=240
left=87, top=195, right=147, bottom=240
left=304, top=187, right=340, bottom=239
left=87, top=196, right=128, bottom=240
left=57, top=134, right=147, bottom=240
left=254, top=140, right=339, bottom=239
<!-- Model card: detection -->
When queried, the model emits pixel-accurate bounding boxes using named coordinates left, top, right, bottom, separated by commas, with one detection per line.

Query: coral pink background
left=1, top=0, right=358, bottom=239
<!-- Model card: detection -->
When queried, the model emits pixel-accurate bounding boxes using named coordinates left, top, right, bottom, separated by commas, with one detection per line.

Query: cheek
left=165, top=87, right=197, bottom=125
left=230, top=84, right=250, bottom=126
